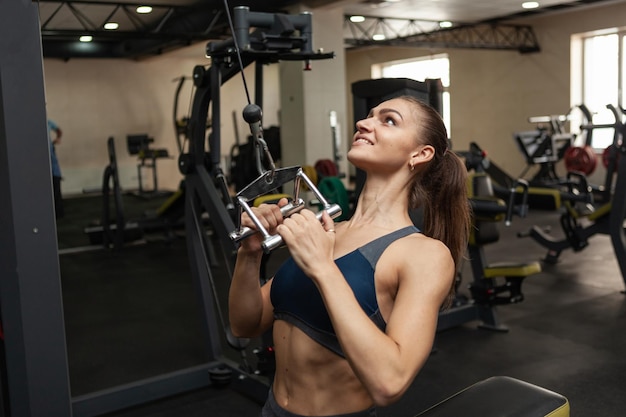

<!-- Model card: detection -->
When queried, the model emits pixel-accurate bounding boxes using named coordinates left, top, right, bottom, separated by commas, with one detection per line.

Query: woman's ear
left=410, top=144, right=435, bottom=168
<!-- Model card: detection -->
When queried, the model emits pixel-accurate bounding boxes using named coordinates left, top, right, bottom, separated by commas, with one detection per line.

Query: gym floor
left=57, top=194, right=626, bottom=417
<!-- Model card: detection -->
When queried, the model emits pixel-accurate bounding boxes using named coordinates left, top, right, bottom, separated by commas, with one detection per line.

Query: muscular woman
left=229, top=96, right=471, bottom=417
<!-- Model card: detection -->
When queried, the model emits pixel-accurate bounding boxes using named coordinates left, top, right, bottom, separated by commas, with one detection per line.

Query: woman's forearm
left=228, top=248, right=268, bottom=337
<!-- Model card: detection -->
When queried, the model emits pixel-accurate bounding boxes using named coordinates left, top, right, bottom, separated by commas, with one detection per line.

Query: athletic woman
left=229, top=96, right=471, bottom=417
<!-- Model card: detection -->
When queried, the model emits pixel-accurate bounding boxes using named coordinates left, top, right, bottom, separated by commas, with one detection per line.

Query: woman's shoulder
left=385, top=232, right=454, bottom=273
left=376, top=231, right=455, bottom=306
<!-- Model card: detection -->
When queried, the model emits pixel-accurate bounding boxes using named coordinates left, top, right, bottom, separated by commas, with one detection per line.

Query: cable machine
left=179, top=4, right=335, bottom=405
left=1, top=3, right=334, bottom=416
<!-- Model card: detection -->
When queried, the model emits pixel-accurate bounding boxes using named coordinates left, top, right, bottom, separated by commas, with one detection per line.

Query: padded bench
left=415, top=376, right=569, bottom=417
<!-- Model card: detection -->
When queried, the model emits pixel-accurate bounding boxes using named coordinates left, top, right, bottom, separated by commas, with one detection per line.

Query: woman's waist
left=271, top=375, right=373, bottom=416
left=271, top=321, right=373, bottom=415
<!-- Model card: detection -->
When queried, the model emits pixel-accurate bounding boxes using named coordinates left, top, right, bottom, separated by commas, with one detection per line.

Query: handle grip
left=261, top=203, right=343, bottom=253
left=229, top=198, right=306, bottom=242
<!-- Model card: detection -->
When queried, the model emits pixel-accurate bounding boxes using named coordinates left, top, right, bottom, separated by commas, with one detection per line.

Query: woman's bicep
left=384, top=244, right=454, bottom=372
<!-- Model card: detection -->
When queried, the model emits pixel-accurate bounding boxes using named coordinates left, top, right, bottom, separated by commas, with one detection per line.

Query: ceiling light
left=350, top=15, right=366, bottom=23
left=79, top=35, right=93, bottom=42
left=439, top=21, right=453, bottom=28
left=103, top=22, right=119, bottom=30
left=372, top=34, right=386, bottom=41
left=522, top=2, right=539, bottom=9
left=136, top=5, right=153, bottom=14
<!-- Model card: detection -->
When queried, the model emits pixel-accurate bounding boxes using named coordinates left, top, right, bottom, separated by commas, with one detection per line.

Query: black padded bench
left=415, top=376, right=569, bottom=417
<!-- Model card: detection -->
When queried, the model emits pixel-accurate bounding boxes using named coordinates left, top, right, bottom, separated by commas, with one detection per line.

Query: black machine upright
left=179, top=5, right=334, bottom=405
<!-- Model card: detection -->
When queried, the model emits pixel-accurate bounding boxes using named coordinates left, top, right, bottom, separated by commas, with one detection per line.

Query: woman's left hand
left=276, top=209, right=336, bottom=279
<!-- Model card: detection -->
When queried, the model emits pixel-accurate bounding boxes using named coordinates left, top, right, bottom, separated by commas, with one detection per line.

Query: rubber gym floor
left=56, top=193, right=626, bottom=417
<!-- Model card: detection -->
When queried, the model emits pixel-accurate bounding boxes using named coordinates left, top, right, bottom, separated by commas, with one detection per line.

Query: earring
left=409, top=162, right=415, bottom=171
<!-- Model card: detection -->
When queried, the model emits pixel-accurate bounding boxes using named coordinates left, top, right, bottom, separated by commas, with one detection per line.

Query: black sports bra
left=270, top=226, right=420, bottom=357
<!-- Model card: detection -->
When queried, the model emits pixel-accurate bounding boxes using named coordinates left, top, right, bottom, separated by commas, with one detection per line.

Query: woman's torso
left=269, top=223, right=421, bottom=415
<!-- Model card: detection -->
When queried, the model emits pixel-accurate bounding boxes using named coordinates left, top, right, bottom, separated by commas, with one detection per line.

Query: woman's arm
left=278, top=210, right=454, bottom=406
left=322, top=240, right=452, bottom=405
left=228, top=199, right=287, bottom=338
left=228, top=249, right=275, bottom=338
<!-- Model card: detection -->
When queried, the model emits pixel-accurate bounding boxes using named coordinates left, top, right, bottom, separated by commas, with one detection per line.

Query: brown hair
left=401, top=96, right=471, bottom=306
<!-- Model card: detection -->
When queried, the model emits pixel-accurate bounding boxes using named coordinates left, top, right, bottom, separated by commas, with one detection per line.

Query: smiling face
left=348, top=97, right=434, bottom=174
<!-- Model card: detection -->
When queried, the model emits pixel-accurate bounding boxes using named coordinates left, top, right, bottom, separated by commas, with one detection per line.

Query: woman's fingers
left=242, top=202, right=284, bottom=232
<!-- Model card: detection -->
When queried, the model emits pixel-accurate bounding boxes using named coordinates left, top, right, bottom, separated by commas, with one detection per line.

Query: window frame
left=572, top=29, right=625, bottom=151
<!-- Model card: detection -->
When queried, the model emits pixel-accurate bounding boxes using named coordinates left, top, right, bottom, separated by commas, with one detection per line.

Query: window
left=572, top=30, right=624, bottom=150
left=373, top=54, right=451, bottom=136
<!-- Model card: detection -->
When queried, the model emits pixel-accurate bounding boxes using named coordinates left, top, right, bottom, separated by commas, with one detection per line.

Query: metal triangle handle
left=229, top=166, right=343, bottom=253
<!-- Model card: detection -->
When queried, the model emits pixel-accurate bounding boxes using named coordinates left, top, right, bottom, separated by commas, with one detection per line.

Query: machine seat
left=483, top=261, right=542, bottom=279
left=415, top=376, right=569, bottom=417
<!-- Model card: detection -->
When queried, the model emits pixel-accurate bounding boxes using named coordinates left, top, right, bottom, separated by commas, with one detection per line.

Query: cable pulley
left=232, top=105, right=342, bottom=253
left=218, top=4, right=339, bottom=253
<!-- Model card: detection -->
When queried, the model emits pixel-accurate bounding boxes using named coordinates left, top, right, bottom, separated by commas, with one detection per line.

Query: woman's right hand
left=239, top=197, right=289, bottom=253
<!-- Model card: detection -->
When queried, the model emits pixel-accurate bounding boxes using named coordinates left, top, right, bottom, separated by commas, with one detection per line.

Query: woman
left=229, top=96, right=471, bottom=416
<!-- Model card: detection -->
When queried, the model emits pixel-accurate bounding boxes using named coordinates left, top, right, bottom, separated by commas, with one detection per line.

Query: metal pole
left=0, top=1, right=73, bottom=416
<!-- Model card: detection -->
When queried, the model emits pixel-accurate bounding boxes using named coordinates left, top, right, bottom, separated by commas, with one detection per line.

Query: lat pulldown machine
left=179, top=6, right=334, bottom=402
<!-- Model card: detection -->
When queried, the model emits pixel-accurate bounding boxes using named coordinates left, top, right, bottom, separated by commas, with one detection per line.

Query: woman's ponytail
left=402, top=96, right=471, bottom=305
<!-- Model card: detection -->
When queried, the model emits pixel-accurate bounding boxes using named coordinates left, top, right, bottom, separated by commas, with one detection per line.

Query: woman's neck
left=347, top=176, right=412, bottom=230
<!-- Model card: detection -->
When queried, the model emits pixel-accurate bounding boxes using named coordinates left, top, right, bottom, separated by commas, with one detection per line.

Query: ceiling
left=36, top=0, right=620, bottom=60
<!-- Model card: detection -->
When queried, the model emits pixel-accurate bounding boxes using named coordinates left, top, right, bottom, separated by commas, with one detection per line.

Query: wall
left=43, top=43, right=280, bottom=195
left=345, top=1, right=626, bottom=181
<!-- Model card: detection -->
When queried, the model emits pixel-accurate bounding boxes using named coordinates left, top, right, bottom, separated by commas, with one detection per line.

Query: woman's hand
left=277, top=209, right=336, bottom=279
left=239, top=198, right=289, bottom=254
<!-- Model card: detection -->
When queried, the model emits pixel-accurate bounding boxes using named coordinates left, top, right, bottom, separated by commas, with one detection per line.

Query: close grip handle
left=229, top=166, right=343, bottom=253
left=260, top=203, right=342, bottom=253
left=229, top=198, right=306, bottom=242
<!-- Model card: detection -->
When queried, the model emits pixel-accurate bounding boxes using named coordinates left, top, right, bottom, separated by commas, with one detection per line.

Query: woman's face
left=348, top=98, right=424, bottom=172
